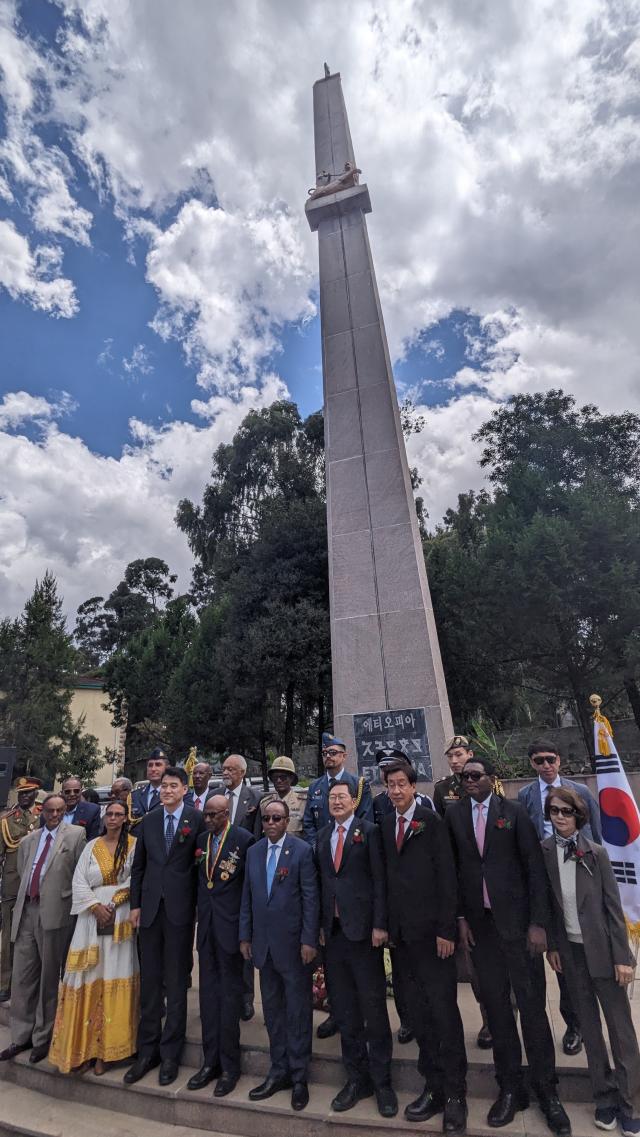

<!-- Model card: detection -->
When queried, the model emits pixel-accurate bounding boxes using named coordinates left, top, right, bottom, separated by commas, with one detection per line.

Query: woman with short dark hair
left=542, top=786, right=640, bottom=1136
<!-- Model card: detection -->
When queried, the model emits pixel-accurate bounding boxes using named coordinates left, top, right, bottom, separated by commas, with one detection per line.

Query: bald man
left=188, top=795, right=255, bottom=1096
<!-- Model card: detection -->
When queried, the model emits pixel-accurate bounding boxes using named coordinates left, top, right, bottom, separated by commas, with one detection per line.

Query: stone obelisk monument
left=306, top=69, right=453, bottom=782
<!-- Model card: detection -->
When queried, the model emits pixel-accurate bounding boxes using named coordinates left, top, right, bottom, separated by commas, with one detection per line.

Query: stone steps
left=0, top=990, right=593, bottom=1101
left=0, top=1028, right=603, bottom=1137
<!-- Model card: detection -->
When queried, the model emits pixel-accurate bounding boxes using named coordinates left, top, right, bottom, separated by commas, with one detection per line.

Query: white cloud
left=0, top=219, right=78, bottom=316
left=0, top=390, right=75, bottom=429
left=0, top=374, right=288, bottom=617
left=122, top=343, right=154, bottom=380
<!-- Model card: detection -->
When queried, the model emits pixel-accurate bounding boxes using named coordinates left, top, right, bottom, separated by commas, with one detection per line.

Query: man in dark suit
left=187, top=794, right=254, bottom=1097
left=371, top=747, right=434, bottom=1047
left=303, top=733, right=374, bottom=849
left=189, top=761, right=215, bottom=813
left=56, top=776, right=101, bottom=840
left=380, top=760, right=468, bottom=1134
left=518, top=738, right=603, bottom=1057
left=215, top=754, right=263, bottom=833
left=125, top=765, right=206, bottom=1088
left=302, top=732, right=374, bottom=1039
left=240, top=798, right=319, bottom=1112
left=130, top=748, right=170, bottom=820
left=316, top=781, right=396, bottom=1118
left=446, top=757, right=571, bottom=1135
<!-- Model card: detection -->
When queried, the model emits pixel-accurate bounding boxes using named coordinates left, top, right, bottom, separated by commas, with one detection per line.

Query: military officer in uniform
left=433, top=736, right=473, bottom=817
left=258, top=757, right=305, bottom=836
left=0, top=777, right=42, bottom=1002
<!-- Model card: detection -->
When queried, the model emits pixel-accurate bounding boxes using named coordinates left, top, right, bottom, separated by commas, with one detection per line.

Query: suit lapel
left=531, top=783, right=544, bottom=835
left=336, top=819, right=356, bottom=871
left=542, top=839, right=563, bottom=910
left=461, top=797, right=480, bottom=857
left=482, top=794, right=500, bottom=856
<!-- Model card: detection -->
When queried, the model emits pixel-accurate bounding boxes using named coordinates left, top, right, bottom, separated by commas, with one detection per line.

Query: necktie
left=194, top=796, right=202, bottom=811
left=329, top=778, right=338, bottom=790
left=211, top=834, right=220, bottom=857
left=29, top=833, right=52, bottom=900
left=475, top=804, right=491, bottom=908
left=266, top=844, right=278, bottom=893
left=227, top=789, right=236, bottom=822
left=563, top=838, right=578, bottom=863
left=334, top=825, right=345, bottom=871
left=396, top=814, right=406, bottom=852
left=165, top=813, right=175, bottom=856
left=150, top=787, right=159, bottom=810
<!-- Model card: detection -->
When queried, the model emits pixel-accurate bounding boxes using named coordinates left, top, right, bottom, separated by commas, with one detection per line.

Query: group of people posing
left=0, top=734, right=639, bottom=1137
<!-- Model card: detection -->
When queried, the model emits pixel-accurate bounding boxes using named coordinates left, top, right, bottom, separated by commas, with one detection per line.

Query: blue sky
left=0, top=0, right=637, bottom=617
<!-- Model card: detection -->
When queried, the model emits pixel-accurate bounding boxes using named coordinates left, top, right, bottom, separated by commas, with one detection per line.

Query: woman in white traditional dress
left=49, top=800, right=139, bottom=1074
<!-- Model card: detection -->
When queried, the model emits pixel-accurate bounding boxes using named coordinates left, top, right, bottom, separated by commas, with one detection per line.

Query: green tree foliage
left=425, top=391, right=640, bottom=754
left=171, top=401, right=330, bottom=770
left=0, top=572, right=76, bottom=781
left=57, top=714, right=104, bottom=785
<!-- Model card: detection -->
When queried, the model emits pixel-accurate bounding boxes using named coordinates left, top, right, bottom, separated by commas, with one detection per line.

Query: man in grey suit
left=0, top=793, right=85, bottom=1063
left=518, top=738, right=602, bottom=1057
left=217, top=755, right=264, bottom=833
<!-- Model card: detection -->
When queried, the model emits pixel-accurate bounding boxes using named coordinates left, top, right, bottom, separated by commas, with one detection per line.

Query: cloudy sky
left=1, top=0, right=638, bottom=619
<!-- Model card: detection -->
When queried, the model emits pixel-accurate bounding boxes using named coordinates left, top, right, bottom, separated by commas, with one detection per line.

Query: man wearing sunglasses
left=446, top=757, right=571, bottom=1136
left=518, top=739, right=602, bottom=1057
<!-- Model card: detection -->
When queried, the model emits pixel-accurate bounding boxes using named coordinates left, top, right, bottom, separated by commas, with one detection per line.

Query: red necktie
left=396, top=815, right=406, bottom=852
left=333, top=825, right=345, bottom=871
left=194, top=797, right=202, bottom=811
left=29, top=833, right=52, bottom=900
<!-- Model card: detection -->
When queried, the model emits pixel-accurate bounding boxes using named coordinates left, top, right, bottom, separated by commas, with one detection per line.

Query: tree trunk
left=624, top=675, right=640, bottom=734
left=284, top=681, right=295, bottom=757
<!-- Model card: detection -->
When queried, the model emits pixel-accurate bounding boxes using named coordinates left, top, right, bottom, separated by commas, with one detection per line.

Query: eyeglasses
left=262, top=814, right=286, bottom=822
left=323, top=749, right=343, bottom=757
left=549, top=806, right=576, bottom=818
left=460, top=771, right=485, bottom=782
left=532, top=755, right=558, bottom=766
left=204, top=809, right=228, bottom=818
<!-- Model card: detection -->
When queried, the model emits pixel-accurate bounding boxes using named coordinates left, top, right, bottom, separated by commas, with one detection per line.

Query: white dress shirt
left=265, top=834, right=286, bottom=868
left=327, top=768, right=345, bottom=787
left=330, top=812, right=355, bottom=860
left=192, top=793, right=206, bottom=811
left=62, top=809, right=76, bottom=826
left=163, top=803, right=185, bottom=830
left=28, top=824, right=61, bottom=889
left=395, top=799, right=417, bottom=843
left=539, top=776, right=562, bottom=837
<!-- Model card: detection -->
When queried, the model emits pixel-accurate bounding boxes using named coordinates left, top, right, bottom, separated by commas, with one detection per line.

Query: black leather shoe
left=316, top=1015, right=338, bottom=1039
left=187, top=1063, right=221, bottom=1090
left=331, top=1079, right=375, bottom=1112
left=0, top=1041, right=31, bottom=1061
left=397, top=1023, right=414, bottom=1044
left=444, top=1096, right=468, bottom=1134
left=214, top=1072, right=239, bottom=1097
left=539, top=1093, right=572, bottom=1136
left=488, top=1089, right=530, bottom=1127
left=376, top=1086, right=399, bottom=1118
left=29, top=1043, right=50, bottom=1064
left=291, top=1082, right=309, bottom=1111
left=241, top=995, right=255, bottom=1022
left=477, top=1023, right=493, bottom=1049
left=158, top=1059, right=179, bottom=1086
left=405, top=1088, right=445, bottom=1122
left=123, top=1054, right=160, bottom=1084
left=249, top=1075, right=292, bottom=1101
left=0, top=989, right=10, bottom=1003
left=562, top=1028, right=582, bottom=1057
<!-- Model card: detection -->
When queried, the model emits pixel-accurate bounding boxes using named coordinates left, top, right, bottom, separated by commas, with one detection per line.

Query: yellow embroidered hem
left=49, top=974, right=140, bottom=1073
left=66, top=944, right=100, bottom=972
left=113, top=920, right=133, bottom=944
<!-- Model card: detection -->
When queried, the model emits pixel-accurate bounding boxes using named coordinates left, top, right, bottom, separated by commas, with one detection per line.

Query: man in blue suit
left=240, top=798, right=319, bottom=1112
left=130, top=748, right=170, bottom=820
left=518, top=737, right=602, bottom=1058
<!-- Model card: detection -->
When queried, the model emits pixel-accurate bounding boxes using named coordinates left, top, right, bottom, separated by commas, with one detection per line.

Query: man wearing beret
left=0, top=777, right=42, bottom=1002
left=302, top=733, right=374, bottom=1039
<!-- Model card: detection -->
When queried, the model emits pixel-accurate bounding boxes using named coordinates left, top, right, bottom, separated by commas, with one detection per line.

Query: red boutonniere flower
left=178, top=822, right=192, bottom=844
left=409, top=820, right=426, bottom=835
left=276, top=867, right=289, bottom=883
left=352, top=829, right=364, bottom=844
left=194, top=847, right=205, bottom=863
left=495, top=817, right=512, bottom=830
left=571, top=847, right=593, bottom=875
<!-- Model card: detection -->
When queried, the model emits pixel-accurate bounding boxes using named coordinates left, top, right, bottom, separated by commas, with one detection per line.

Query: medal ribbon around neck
left=205, top=821, right=231, bottom=888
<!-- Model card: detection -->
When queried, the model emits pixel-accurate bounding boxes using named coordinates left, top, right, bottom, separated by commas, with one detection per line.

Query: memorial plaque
left=353, top=708, right=431, bottom=785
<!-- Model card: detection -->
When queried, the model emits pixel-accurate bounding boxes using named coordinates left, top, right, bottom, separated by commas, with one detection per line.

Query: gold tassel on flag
left=184, top=746, right=197, bottom=789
